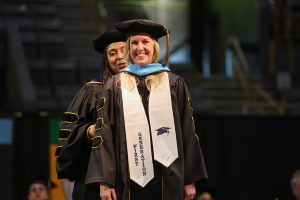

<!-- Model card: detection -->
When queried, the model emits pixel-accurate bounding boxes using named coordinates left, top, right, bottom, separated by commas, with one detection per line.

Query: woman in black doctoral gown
left=55, top=30, right=128, bottom=200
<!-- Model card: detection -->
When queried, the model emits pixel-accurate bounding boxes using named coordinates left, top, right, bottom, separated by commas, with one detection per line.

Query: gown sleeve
left=174, top=77, right=208, bottom=185
left=85, top=76, right=117, bottom=187
left=55, top=82, right=103, bottom=181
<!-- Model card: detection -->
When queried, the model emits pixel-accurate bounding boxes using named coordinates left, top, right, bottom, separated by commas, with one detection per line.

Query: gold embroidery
left=62, top=112, right=79, bottom=124
left=97, top=97, right=106, bottom=111
left=195, top=134, right=199, bottom=142
left=191, top=116, right=195, bottom=129
left=95, top=118, right=104, bottom=130
left=91, top=136, right=103, bottom=149
left=59, top=129, right=71, bottom=139
left=140, top=95, right=142, bottom=100
left=58, top=138, right=67, bottom=141
left=188, top=97, right=193, bottom=111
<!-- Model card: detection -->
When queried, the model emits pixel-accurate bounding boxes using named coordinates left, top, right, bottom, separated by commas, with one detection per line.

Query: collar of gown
left=123, top=63, right=170, bottom=76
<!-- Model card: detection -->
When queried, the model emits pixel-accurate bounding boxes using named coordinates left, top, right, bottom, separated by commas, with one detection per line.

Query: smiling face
left=129, top=34, right=155, bottom=66
left=106, top=41, right=128, bottom=74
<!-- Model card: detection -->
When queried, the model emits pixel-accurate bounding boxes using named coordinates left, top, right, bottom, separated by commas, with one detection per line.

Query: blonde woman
left=86, top=19, right=207, bottom=200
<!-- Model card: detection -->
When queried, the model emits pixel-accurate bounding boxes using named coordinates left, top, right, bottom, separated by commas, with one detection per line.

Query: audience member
left=27, top=176, right=56, bottom=200
left=287, top=169, right=300, bottom=200
left=194, top=186, right=216, bottom=200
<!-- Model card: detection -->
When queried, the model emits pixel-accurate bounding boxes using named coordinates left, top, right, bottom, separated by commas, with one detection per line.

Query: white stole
left=149, top=72, right=178, bottom=167
left=121, top=72, right=178, bottom=187
left=121, top=75, right=154, bottom=187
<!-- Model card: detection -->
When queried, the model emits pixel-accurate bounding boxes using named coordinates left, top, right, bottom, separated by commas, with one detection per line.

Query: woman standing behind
left=55, top=30, right=128, bottom=200
left=86, top=19, right=208, bottom=200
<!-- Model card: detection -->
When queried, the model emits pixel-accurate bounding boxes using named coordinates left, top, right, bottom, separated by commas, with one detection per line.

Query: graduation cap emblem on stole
left=156, top=127, right=171, bottom=136
left=148, top=72, right=178, bottom=168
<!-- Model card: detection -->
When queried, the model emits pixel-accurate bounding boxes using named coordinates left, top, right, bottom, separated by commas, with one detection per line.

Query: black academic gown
left=56, top=81, right=103, bottom=200
left=86, top=71, right=208, bottom=200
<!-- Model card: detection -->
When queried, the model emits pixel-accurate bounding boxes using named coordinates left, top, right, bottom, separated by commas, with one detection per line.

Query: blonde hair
left=124, top=37, right=161, bottom=64
left=120, top=72, right=166, bottom=92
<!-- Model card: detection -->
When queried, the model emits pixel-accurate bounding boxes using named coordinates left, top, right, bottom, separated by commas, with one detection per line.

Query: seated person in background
left=194, top=186, right=216, bottom=200
left=287, top=169, right=300, bottom=200
left=27, top=176, right=56, bottom=200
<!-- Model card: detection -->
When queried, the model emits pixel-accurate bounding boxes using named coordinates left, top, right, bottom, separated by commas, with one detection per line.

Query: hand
left=88, top=124, right=96, bottom=138
left=183, top=182, right=196, bottom=200
left=100, top=182, right=117, bottom=200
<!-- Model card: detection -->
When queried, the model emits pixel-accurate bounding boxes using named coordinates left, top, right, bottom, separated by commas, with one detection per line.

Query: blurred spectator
left=287, top=169, right=300, bottom=200
left=194, top=186, right=216, bottom=200
left=27, top=176, right=56, bottom=200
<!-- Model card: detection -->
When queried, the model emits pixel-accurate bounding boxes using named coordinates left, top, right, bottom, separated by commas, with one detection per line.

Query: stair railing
left=253, top=84, right=286, bottom=115
left=225, top=37, right=251, bottom=102
left=225, top=36, right=285, bottom=115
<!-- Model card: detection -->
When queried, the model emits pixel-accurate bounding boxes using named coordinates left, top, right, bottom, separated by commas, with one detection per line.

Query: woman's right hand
left=100, top=182, right=117, bottom=200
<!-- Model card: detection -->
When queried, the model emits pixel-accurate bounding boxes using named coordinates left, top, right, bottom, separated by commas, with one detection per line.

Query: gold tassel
left=162, top=27, right=170, bottom=66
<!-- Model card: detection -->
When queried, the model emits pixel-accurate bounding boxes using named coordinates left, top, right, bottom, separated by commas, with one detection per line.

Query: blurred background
left=0, top=0, right=300, bottom=199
